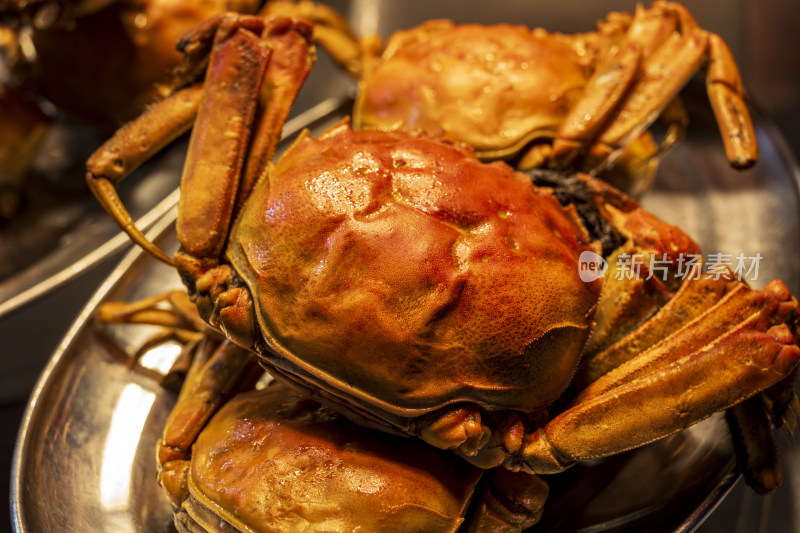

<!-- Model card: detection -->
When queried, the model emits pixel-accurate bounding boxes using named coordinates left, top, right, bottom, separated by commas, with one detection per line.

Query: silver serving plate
left=0, top=125, right=183, bottom=319
left=12, top=67, right=800, bottom=533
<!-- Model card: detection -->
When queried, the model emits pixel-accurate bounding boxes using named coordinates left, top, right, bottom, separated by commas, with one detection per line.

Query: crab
left=179, top=383, right=547, bottom=532
left=84, top=11, right=800, bottom=495
left=263, top=0, right=757, bottom=194
left=0, top=0, right=263, bottom=130
left=95, top=291, right=548, bottom=532
left=0, top=0, right=263, bottom=226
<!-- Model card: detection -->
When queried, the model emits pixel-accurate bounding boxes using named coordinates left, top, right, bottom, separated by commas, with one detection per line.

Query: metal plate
left=0, top=125, right=183, bottom=319
left=11, top=67, right=800, bottom=533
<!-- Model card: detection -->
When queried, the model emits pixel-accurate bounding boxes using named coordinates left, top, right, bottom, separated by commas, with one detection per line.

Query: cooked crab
left=264, top=0, right=756, bottom=194
left=0, top=0, right=262, bottom=130
left=95, top=292, right=548, bottom=532
left=86, top=12, right=799, bottom=485
left=180, top=383, right=547, bottom=533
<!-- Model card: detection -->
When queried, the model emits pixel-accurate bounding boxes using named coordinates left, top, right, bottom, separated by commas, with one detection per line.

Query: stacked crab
left=88, top=2, right=798, bottom=532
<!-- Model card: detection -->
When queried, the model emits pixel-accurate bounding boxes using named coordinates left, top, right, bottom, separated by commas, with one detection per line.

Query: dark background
left=2, top=1, right=800, bottom=532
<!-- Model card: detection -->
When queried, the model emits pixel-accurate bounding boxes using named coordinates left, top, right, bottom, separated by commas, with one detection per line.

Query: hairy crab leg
left=86, top=13, right=313, bottom=268
left=726, top=395, right=783, bottom=495
left=550, top=43, right=642, bottom=169
left=654, top=95, right=690, bottom=158
left=573, top=280, right=797, bottom=404
left=567, top=175, right=790, bottom=493
left=260, top=0, right=363, bottom=76
left=550, top=1, right=682, bottom=168
left=566, top=176, right=791, bottom=495
left=574, top=264, right=737, bottom=388
left=175, top=15, right=269, bottom=263
left=88, top=14, right=317, bottom=349
left=573, top=279, right=796, bottom=495
left=706, top=32, right=758, bottom=168
left=583, top=241, right=675, bottom=355
left=93, top=290, right=218, bottom=386
left=86, top=83, right=204, bottom=265
left=173, top=13, right=315, bottom=211
left=172, top=15, right=316, bottom=350
left=593, top=2, right=756, bottom=170
left=575, top=172, right=700, bottom=354
left=94, top=290, right=209, bottom=333
left=170, top=12, right=273, bottom=86
left=93, top=290, right=263, bottom=506
left=589, top=29, right=709, bottom=167
left=239, top=17, right=314, bottom=210
left=463, top=469, right=549, bottom=533
left=158, top=337, right=262, bottom=506
left=512, top=280, right=798, bottom=475
left=551, top=1, right=755, bottom=172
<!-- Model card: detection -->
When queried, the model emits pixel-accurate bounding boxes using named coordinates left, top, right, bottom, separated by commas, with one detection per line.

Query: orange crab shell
left=353, top=20, right=591, bottom=160
left=225, top=121, right=602, bottom=418
left=185, top=385, right=485, bottom=532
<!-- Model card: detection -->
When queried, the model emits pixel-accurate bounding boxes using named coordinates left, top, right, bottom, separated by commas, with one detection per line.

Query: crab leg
left=176, top=15, right=269, bottom=263
left=260, top=0, right=363, bottom=76
left=463, top=469, right=549, bottom=532
left=575, top=277, right=792, bottom=495
left=574, top=264, right=736, bottom=388
left=594, top=2, right=756, bottom=169
left=574, top=172, right=701, bottom=354
left=726, top=395, right=783, bottom=495
left=574, top=280, right=797, bottom=403
left=706, top=33, right=758, bottom=168
left=551, top=2, right=685, bottom=169
left=552, top=1, right=756, bottom=172
left=550, top=43, right=642, bottom=168
left=94, top=290, right=209, bottom=333
left=93, top=290, right=218, bottom=385
left=86, top=13, right=314, bottom=269
left=172, top=13, right=315, bottom=212
left=158, top=337, right=262, bottom=505
left=86, top=83, right=204, bottom=265
left=582, top=241, right=674, bottom=355
left=588, top=28, right=709, bottom=167
left=171, top=16, right=317, bottom=351
left=93, top=289, right=263, bottom=506
left=511, top=280, right=799, bottom=474
left=656, top=95, right=690, bottom=156
left=239, top=17, right=314, bottom=210
left=170, top=12, right=272, bottom=86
